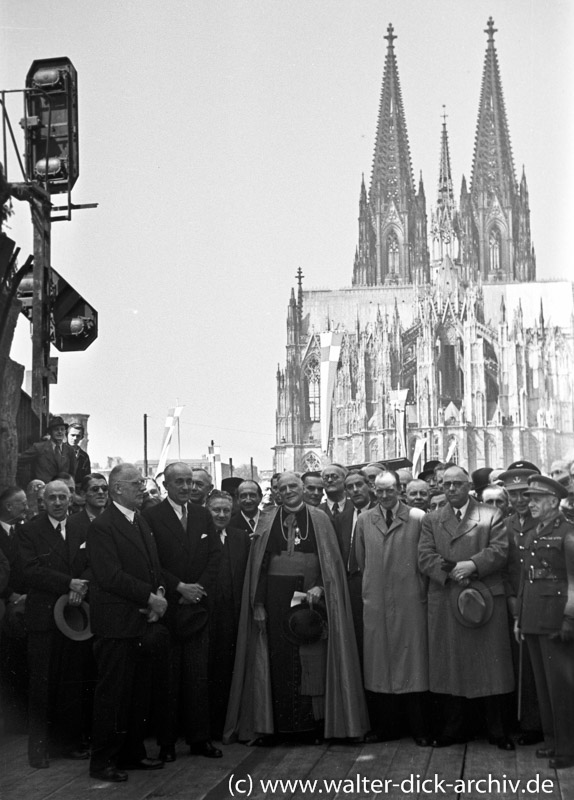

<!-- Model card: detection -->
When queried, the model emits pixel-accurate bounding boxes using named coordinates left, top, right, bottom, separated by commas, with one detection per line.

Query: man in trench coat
left=419, top=465, right=514, bottom=749
left=355, top=470, right=430, bottom=744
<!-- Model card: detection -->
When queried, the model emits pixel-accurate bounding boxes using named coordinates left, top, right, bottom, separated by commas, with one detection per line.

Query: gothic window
left=369, top=439, right=378, bottom=461
left=303, top=452, right=321, bottom=472
left=387, top=232, right=400, bottom=274
left=303, top=357, right=320, bottom=422
left=489, top=228, right=501, bottom=271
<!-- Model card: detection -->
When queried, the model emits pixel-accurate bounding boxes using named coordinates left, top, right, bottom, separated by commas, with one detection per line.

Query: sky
left=2, top=0, right=573, bottom=473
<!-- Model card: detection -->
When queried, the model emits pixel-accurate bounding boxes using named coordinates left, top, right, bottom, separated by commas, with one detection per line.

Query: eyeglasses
left=117, top=479, right=146, bottom=488
left=87, top=486, right=108, bottom=493
left=443, top=481, right=467, bottom=489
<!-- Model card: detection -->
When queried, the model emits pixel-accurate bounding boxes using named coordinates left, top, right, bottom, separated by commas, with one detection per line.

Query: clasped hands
left=177, top=581, right=207, bottom=605
left=68, top=578, right=89, bottom=606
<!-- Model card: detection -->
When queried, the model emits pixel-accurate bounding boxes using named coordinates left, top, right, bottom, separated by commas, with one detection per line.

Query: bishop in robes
left=223, top=472, right=369, bottom=745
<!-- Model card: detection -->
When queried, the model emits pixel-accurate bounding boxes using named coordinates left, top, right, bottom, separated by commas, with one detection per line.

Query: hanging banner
left=411, top=436, right=427, bottom=477
left=389, top=389, right=409, bottom=457
left=446, top=437, right=458, bottom=463
left=208, top=442, right=222, bottom=489
left=320, top=331, right=343, bottom=452
left=155, top=406, right=184, bottom=477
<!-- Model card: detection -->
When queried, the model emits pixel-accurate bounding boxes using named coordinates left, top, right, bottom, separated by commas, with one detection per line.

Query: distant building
left=274, top=19, right=574, bottom=474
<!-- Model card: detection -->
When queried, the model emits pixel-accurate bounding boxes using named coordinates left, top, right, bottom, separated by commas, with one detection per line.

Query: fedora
left=283, top=601, right=328, bottom=646
left=53, top=595, right=93, bottom=641
left=451, top=580, right=493, bottom=628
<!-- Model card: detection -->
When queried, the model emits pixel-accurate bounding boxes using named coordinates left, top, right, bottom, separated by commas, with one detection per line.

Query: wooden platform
left=1, top=734, right=573, bottom=800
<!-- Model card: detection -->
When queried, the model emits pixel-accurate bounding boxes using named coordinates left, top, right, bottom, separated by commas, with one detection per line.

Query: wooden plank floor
left=0, top=734, right=572, bottom=800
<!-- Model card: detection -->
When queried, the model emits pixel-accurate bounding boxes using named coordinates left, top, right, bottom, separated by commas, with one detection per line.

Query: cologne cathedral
left=274, top=19, right=574, bottom=474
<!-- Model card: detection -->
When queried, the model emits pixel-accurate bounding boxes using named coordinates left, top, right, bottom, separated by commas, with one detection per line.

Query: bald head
left=43, top=480, right=70, bottom=521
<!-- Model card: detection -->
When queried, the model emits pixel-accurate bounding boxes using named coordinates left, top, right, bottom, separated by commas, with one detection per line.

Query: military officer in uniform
left=516, top=475, right=574, bottom=770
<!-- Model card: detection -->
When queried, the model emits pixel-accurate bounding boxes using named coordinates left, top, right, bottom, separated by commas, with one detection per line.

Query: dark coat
left=0, top=524, right=25, bottom=599
left=229, top=511, right=258, bottom=534
left=87, top=503, right=164, bottom=639
left=218, top=525, right=251, bottom=613
left=419, top=497, right=514, bottom=697
left=18, top=513, right=89, bottom=632
left=73, top=448, right=92, bottom=484
left=143, top=499, right=221, bottom=630
left=503, top=510, right=537, bottom=614
left=320, top=498, right=355, bottom=568
left=18, top=440, right=77, bottom=483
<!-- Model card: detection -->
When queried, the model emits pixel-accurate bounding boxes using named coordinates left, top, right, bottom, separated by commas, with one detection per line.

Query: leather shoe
left=517, top=731, right=544, bottom=746
left=493, top=737, right=515, bottom=751
left=90, top=767, right=128, bottom=782
left=64, top=748, right=90, bottom=760
left=29, top=757, right=49, bottom=769
left=363, top=731, right=381, bottom=744
left=549, top=757, right=574, bottom=770
left=414, top=737, right=431, bottom=747
left=536, top=747, right=555, bottom=759
left=189, top=741, right=222, bottom=758
left=159, top=745, right=176, bottom=763
left=119, top=758, right=164, bottom=770
left=431, top=736, right=457, bottom=748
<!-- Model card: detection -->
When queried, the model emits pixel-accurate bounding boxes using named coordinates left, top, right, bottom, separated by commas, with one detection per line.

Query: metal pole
left=143, top=413, right=148, bottom=476
left=250, top=457, right=254, bottom=480
left=31, top=195, right=51, bottom=434
left=229, top=458, right=233, bottom=477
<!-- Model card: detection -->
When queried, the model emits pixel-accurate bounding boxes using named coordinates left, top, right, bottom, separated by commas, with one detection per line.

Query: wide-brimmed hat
left=47, top=415, right=69, bottom=431
left=53, top=595, right=92, bottom=641
left=283, top=601, right=328, bottom=646
left=451, top=581, right=494, bottom=628
left=173, top=603, right=208, bottom=640
left=525, top=475, right=569, bottom=500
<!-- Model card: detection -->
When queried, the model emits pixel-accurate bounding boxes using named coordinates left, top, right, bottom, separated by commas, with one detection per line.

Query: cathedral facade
left=274, top=19, right=574, bottom=475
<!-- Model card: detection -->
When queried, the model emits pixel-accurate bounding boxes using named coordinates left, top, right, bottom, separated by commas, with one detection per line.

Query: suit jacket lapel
left=370, top=506, right=388, bottom=536
left=112, top=505, right=150, bottom=561
left=39, top=517, right=69, bottom=565
left=449, top=498, right=479, bottom=541
left=161, top=500, right=190, bottom=554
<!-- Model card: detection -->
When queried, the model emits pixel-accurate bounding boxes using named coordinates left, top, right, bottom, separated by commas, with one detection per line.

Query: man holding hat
left=516, top=474, right=574, bottom=769
left=419, top=465, right=514, bottom=749
left=18, top=416, right=77, bottom=484
left=18, top=480, right=90, bottom=768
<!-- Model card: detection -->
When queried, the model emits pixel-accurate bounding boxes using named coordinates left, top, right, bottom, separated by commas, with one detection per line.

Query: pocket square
left=201, top=533, right=207, bottom=539
left=79, top=542, right=86, bottom=549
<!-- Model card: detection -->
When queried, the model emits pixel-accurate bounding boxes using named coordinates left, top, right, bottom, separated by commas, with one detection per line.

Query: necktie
left=456, top=509, right=462, bottom=522
left=181, top=504, right=188, bottom=531
left=332, top=503, right=340, bottom=518
left=249, top=517, right=256, bottom=532
left=56, top=522, right=65, bottom=541
left=8, top=525, right=15, bottom=537
left=386, top=509, right=393, bottom=528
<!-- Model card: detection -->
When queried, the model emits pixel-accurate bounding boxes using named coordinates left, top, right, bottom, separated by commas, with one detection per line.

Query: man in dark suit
left=67, top=422, right=92, bottom=485
left=18, top=416, right=77, bottom=483
left=229, top=480, right=262, bottom=534
left=144, top=462, right=221, bottom=761
left=320, top=463, right=355, bottom=561
left=69, top=473, right=109, bottom=536
left=205, top=490, right=251, bottom=738
left=18, top=480, right=90, bottom=768
left=88, top=463, right=168, bottom=783
left=0, top=486, right=28, bottom=734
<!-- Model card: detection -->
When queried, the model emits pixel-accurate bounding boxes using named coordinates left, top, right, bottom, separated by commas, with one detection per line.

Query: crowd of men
left=1, top=415, right=573, bottom=782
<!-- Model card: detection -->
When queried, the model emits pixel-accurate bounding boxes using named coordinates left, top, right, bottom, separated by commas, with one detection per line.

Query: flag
left=320, top=331, right=343, bottom=452
left=155, top=406, right=184, bottom=477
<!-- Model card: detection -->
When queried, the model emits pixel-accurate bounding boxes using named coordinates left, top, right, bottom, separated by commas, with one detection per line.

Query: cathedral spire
left=369, top=23, right=415, bottom=205
left=437, top=108, right=455, bottom=221
left=470, top=17, right=516, bottom=201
